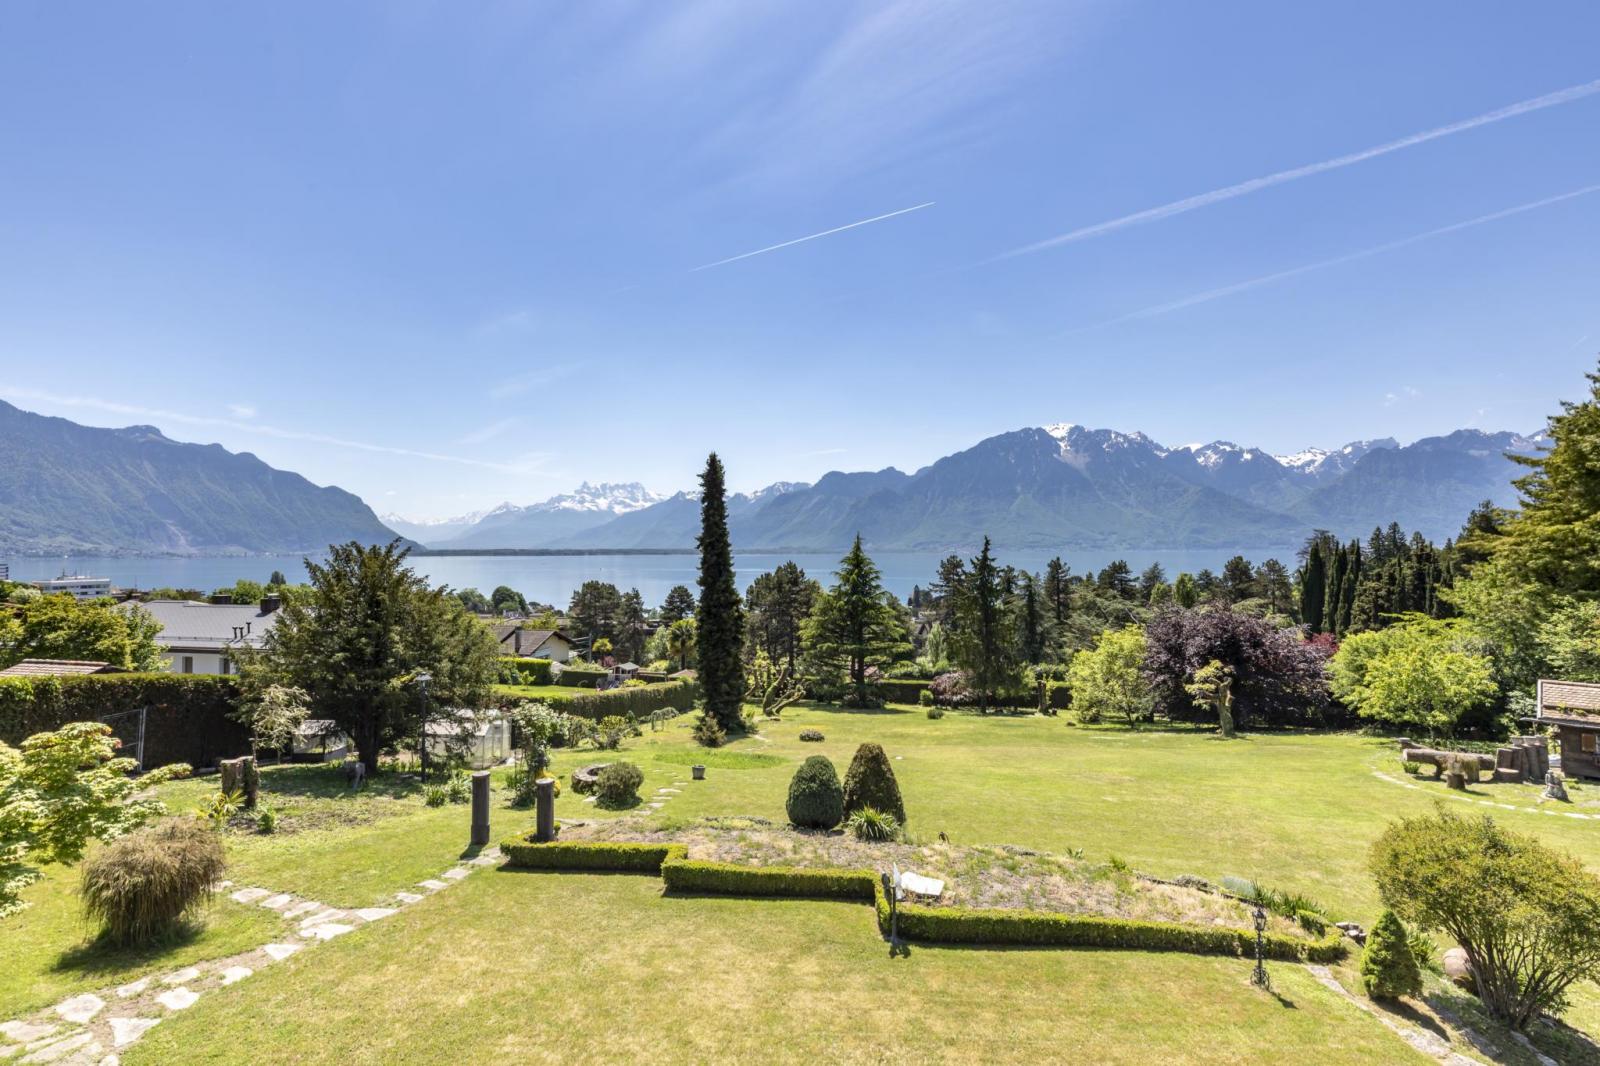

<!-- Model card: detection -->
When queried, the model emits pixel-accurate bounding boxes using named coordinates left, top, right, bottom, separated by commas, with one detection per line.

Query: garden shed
left=424, top=712, right=512, bottom=770
left=1536, top=679, right=1600, bottom=780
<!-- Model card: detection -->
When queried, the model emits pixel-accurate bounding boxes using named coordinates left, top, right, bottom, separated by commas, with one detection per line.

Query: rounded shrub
left=798, top=729, right=825, bottom=742
left=595, top=761, right=644, bottom=808
left=786, top=755, right=845, bottom=830
left=1361, top=909, right=1423, bottom=1000
left=841, top=742, right=906, bottom=825
left=80, top=817, right=225, bottom=947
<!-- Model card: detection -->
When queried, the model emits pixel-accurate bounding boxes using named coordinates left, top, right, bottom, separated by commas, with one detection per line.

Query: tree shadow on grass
left=50, top=920, right=205, bottom=980
left=255, top=763, right=426, bottom=801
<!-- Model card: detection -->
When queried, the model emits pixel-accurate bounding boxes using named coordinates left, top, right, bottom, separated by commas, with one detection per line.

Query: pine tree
left=951, top=537, right=1023, bottom=711
left=746, top=562, right=819, bottom=673
left=1360, top=909, right=1423, bottom=1000
left=1137, top=563, right=1166, bottom=602
left=1043, top=557, right=1071, bottom=624
left=695, top=453, right=744, bottom=734
left=660, top=584, right=696, bottom=624
left=1017, top=571, right=1048, bottom=664
left=1173, top=572, right=1198, bottom=609
left=803, top=536, right=909, bottom=707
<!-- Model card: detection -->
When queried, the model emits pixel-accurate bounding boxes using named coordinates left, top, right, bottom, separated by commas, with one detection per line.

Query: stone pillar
left=470, top=770, right=491, bottom=846
left=535, top=777, right=556, bottom=843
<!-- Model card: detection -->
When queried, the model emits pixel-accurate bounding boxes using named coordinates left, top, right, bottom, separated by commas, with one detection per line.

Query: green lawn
left=12, top=704, right=1600, bottom=1063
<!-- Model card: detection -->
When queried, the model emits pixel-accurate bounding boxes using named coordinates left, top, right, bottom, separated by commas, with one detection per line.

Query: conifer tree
left=951, top=537, right=1023, bottom=711
left=1360, top=909, right=1423, bottom=1000
left=1043, top=557, right=1071, bottom=624
left=1300, top=534, right=1328, bottom=633
left=803, top=536, right=909, bottom=707
left=695, top=453, right=744, bottom=733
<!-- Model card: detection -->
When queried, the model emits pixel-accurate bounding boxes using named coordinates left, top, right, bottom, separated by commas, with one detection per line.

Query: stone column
left=535, top=777, right=556, bottom=843
left=470, top=770, right=491, bottom=846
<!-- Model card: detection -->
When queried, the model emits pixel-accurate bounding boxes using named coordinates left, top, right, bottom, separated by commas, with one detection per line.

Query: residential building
left=488, top=624, right=577, bottom=662
left=1536, top=678, right=1600, bottom=779
left=132, top=595, right=283, bottom=675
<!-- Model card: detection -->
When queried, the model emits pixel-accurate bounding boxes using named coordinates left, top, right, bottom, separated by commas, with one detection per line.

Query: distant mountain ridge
left=431, top=423, right=1535, bottom=552
left=0, top=400, right=402, bottom=555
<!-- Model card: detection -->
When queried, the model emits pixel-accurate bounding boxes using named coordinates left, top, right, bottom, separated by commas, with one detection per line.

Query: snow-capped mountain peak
left=380, top=503, right=508, bottom=527
left=533, top=481, right=664, bottom=515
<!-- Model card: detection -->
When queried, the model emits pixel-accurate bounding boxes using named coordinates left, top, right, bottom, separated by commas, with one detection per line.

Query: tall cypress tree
left=695, top=453, right=744, bottom=732
left=1043, top=557, right=1071, bottom=625
left=1324, top=545, right=1347, bottom=636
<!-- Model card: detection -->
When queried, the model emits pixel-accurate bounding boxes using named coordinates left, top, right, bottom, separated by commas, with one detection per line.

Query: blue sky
left=1, top=1, right=1597, bottom=518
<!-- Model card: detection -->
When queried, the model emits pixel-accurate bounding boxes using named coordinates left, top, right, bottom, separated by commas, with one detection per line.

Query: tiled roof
left=1539, top=679, right=1600, bottom=716
left=130, top=600, right=281, bottom=651
left=0, top=658, right=117, bottom=677
left=490, top=626, right=572, bottom=656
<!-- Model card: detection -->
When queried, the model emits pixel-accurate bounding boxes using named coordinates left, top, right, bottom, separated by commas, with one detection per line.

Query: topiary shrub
left=595, top=761, right=644, bottom=808
left=80, top=817, right=225, bottom=946
left=841, top=743, right=906, bottom=825
left=1361, top=908, right=1423, bottom=1000
left=786, top=755, right=844, bottom=830
left=799, top=729, right=824, bottom=742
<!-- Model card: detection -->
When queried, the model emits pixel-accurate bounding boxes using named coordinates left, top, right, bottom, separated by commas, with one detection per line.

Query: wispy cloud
left=489, top=364, right=578, bottom=400
left=1065, top=183, right=1600, bottom=332
left=0, top=387, right=559, bottom=475
left=227, top=403, right=257, bottom=419
left=456, top=418, right=520, bottom=446
left=1383, top=386, right=1421, bottom=407
left=691, top=202, right=935, bottom=272
left=1001, top=78, right=1600, bottom=260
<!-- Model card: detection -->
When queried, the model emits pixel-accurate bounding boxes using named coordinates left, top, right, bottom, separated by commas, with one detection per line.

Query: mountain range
left=412, top=424, right=1540, bottom=553
left=0, top=400, right=401, bottom=555
left=0, top=399, right=1541, bottom=556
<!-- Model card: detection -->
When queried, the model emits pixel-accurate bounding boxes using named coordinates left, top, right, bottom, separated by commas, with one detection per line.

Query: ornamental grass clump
left=841, top=743, right=906, bottom=825
left=786, top=755, right=844, bottom=830
left=845, top=806, right=900, bottom=842
left=1360, top=909, right=1422, bottom=1000
left=81, top=817, right=225, bottom=947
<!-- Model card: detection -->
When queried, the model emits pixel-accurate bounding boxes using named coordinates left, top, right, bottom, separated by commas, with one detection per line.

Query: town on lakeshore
left=3, top=6, right=1599, bottom=1064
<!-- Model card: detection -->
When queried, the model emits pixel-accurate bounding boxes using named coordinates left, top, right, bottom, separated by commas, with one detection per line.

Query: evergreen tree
left=268, top=570, right=288, bottom=587
left=1256, top=559, right=1293, bottom=615
left=1360, top=909, right=1423, bottom=1000
left=613, top=588, right=648, bottom=662
left=1137, top=563, right=1166, bottom=603
left=929, top=554, right=968, bottom=629
left=1299, top=535, right=1328, bottom=634
left=1097, top=559, right=1137, bottom=600
left=746, top=562, right=820, bottom=672
left=695, top=453, right=744, bottom=733
left=568, top=581, right=623, bottom=647
left=1043, top=557, right=1071, bottom=624
left=803, top=536, right=909, bottom=706
left=1016, top=571, right=1048, bottom=664
left=1173, top=572, right=1199, bottom=609
left=1324, top=546, right=1347, bottom=636
left=659, top=584, right=696, bottom=624
left=1220, top=555, right=1257, bottom=603
left=951, top=537, right=1023, bottom=711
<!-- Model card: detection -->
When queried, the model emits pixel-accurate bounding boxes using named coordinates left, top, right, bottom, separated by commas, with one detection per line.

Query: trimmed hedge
left=661, top=858, right=877, bottom=899
left=505, top=845, right=1347, bottom=962
left=539, top=680, right=698, bottom=721
left=500, top=839, right=687, bottom=872
left=884, top=897, right=1346, bottom=962
left=876, top=679, right=931, bottom=705
left=0, top=673, right=249, bottom=770
left=554, top=666, right=609, bottom=688
left=498, top=657, right=553, bottom=686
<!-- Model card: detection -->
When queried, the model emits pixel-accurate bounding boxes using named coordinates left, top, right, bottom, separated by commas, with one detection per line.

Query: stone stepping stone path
left=1372, top=770, right=1600, bottom=820
left=1307, top=964, right=1482, bottom=1066
left=0, top=845, right=504, bottom=1063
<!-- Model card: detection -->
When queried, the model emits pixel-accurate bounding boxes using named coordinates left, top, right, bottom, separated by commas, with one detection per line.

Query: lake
left=5, top=547, right=1302, bottom=608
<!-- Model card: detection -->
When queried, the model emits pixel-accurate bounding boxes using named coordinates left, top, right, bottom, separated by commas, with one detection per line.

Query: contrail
left=691, top=201, right=935, bottom=271
left=1066, top=183, right=1600, bottom=332
left=1000, top=78, right=1600, bottom=260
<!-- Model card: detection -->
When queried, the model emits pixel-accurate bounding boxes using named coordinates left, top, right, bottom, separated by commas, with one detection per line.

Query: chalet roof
left=1539, top=679, right=1600, bottom=715
left=0, top=658, right=118, bottom=677
left=489, top=626, right=574, bottom=655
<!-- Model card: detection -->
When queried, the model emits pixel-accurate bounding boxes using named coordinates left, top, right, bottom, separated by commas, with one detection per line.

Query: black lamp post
left=1251, top=901, right=1271, bottom=990
left=416, top=671, right=432, bottom=781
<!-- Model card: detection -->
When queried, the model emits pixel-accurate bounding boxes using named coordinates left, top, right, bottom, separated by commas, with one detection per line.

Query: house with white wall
left=132, top=595, right=283, bottom=675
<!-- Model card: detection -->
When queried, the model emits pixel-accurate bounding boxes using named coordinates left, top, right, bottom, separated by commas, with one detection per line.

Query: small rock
left=258, top=894, right=293, bottom=910
left=54, top=994, right=105, bottom=1024
left=107, top=1018, right=160, bottom=1048
left=21, top=1031, right=93, bottom=1063
left=281, top=900, right=322, bottom=919
left=296, top=910, right=347, bottom=931
left=218, top=967, right=251, bottom=986
left=303, top=923, right=353, bottom=941
left=417, top=879, right=449, bottom=892
left=262, top=943, right=301, bottom=962
left=0, top=1023, right=58, bottom=1045
left=229, top=888, right=270, bottom=904
left=440, top=868, right=470, bottom=881
left=160, top=968, right=200, bottom=987
left=154, top=989, right=198, bottom=1012
left=1443, top=947, right=1476, bottom=992
left=394, top=892, right=424, bottom=904
left=113, top=978, right=149, bottom=999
